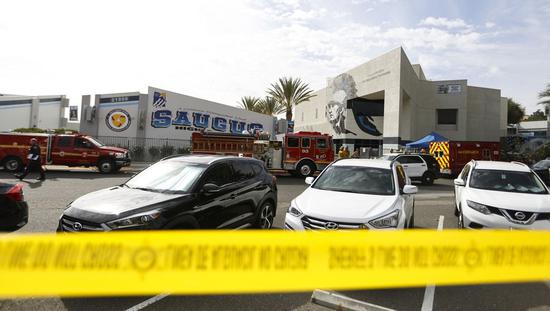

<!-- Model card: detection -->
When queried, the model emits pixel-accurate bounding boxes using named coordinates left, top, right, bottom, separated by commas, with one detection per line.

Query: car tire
left=296, top=161, right=315, bottom=177
left=97, top=159, right=114, bottom=174
left=408, top=211, right=415, bottom=228
left=457, top=208, right=465, bottom=229
left=2, top=156, right=23, bottom=172
left=256, top=201, right=275, bottom=229
left=421, top=171, right=435, bottom=185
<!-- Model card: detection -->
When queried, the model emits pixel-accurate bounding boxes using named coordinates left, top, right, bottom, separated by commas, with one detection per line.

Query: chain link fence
left=96, top=136, right=191, bottom=162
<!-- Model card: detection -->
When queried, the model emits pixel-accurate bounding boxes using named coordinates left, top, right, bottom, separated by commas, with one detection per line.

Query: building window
left=437, top=109, right=458, bottom=125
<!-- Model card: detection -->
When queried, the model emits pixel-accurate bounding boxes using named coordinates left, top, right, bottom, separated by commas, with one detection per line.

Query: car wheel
left=421, top=172, right=435, bottom=185
left=296, top=161, right=315, bottom=177
left=256, top=201, right=274, bottom=229
left=457, top=209, right=465, bottom=229
left=3, top=156, right=23, bottom=172
left=98, top=159, right=114, bottom=173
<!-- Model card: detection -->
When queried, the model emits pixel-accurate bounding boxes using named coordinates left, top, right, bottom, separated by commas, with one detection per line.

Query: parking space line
left=420, top=215, right=444, bottom=311
left=124, top=293, right=170, bottom=311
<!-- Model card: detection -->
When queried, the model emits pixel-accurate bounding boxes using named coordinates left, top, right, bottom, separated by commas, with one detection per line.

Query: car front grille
left=301, top=215, right=362, bottom=230
left=61, top=216, right=105, bottom=232
left=488, top=207, right=548, bottom=225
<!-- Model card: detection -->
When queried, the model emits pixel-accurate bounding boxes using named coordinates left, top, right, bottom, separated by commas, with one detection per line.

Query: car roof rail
left=511, top=161, right=529, bottom=168
left=160, top=154, right=186, bottom=161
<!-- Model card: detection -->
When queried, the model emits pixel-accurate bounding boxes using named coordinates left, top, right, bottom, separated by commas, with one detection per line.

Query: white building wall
left=295, top=47, right=507, bottom=150
left=0, top=104, right=32, bottom=131
left=37, top=102, right=62, bottom=129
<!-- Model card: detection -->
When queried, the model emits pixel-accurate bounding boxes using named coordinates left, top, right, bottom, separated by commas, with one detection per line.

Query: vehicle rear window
left=251, top=163, right=265, bottom=176
left=56, top=136, right=73, bottom=147
left=470, top=169, right=548, bottom=194
left=397, top=156, right=423, bottom=164
left=233, top=161, right=256, bottom=181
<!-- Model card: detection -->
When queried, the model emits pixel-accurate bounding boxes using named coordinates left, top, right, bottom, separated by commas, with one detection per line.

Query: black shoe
left=36, top=177, right=46, bottom=181
left=14, top=174, right=23, bottom=181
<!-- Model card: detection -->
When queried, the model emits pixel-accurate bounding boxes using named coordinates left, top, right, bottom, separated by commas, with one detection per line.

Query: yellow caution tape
left=1, top=230, right=550, bottom=297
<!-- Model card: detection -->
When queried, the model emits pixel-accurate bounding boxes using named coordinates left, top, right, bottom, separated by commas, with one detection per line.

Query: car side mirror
left=402, top=185, right=418, bottom=194
left=202, top=183, right=221, bottom=194
left=454, top=178, right=465, bottom=187
left=305, top=177, right=315, bottom=185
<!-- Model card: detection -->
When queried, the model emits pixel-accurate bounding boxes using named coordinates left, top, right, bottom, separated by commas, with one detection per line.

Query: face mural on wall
left=326, top=73, right=383, bottom=136
left=326, top=73, right=357, bottom=135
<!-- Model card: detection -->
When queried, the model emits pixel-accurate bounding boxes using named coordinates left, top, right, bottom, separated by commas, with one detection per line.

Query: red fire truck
left=0, top=133, right=131, bottom=173
left=429, top=141, right=500, bottom=176
left=191, top=131, right=335, bottom=177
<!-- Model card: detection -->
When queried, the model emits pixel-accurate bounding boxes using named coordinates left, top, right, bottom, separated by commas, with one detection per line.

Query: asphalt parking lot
left=0, top=167, right=549, bottom=311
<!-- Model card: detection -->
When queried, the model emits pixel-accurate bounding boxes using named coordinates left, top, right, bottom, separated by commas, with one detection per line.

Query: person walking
left=351, top=148, right=360, bottom=158
left=15, top=138, right=46, bottom=181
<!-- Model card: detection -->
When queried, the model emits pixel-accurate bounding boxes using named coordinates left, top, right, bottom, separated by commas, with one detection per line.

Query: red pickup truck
left=0, top=133, right=130, bottom=173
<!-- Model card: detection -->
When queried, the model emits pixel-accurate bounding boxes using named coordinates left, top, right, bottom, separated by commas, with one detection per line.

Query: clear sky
left=1, top=0, right=549, bottom=114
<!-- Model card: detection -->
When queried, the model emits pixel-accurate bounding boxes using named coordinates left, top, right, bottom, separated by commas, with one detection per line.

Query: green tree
left=267, top=77, right=316, bottom=121
left=257, top=96, right=284, bottom=116
left=238, top=96, right=262, bottom=113
left=526, top=109, right=547, bottom=121
left=507, top=98, right=525, bottom=124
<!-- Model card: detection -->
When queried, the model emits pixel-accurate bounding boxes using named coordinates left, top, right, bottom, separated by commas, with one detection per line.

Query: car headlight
left=115, top=152, right=125, bottom=158
left=287, top=203, right=303, bottom=217
left=107, top=210, right=161, bottom=229
left=368, top=210, right=399, bottom=229
left=466, top=200, right=491, bottom=215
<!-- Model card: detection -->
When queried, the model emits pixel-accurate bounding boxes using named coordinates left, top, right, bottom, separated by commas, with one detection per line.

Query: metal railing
left=96, top=136, right=191, bottom=162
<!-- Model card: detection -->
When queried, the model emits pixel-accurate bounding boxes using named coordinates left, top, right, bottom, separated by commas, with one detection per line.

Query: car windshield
left=125, top=161, right=205, bottom=193
left=87, top=137, right=105, bottom=147
left=381, top=155, right=397, bottom=160
left=533, top=160, right=550, bottom=170
left=312, top=165, right=395, bottom=195
left=469, top=169, right=548, bottom=194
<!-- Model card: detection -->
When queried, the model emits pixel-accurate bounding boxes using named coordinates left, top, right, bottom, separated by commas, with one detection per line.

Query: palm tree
left=238, top=96, right=262, bottom=113
left=539, top=83, right=550, bottom=105
left=267, top=77, right=316, bottom=121
left=257, top=96, right=285, bottom=116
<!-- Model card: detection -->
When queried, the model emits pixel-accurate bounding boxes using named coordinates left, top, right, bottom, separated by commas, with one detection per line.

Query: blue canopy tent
left=406, top=132, right=448, bottom=149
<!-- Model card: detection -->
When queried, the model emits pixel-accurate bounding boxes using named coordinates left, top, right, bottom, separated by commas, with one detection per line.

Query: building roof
left=334, top=158, right=393, bottom=169
left=473, top=161, right=531, bottom=172
left=518, top=120, right=548, bottom=131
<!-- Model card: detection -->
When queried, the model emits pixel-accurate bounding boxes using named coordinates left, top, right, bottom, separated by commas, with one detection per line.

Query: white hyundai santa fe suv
left=284, top=159, right=417, bottom=230
left=454, top=160, right=550, bottom=229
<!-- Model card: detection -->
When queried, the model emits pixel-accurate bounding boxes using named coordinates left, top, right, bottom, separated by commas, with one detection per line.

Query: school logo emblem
left=153, top=92, right=167, bottom=108
left=106, top=109, right=131, bottom=132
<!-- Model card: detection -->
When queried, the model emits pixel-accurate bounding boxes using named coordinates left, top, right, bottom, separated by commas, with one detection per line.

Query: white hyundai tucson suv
left=284, top=159, right=417, bottom=230
left=454, top=160, right=550, bottom=229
